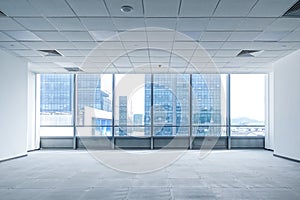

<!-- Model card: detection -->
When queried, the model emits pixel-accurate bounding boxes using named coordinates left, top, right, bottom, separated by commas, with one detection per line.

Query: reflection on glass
left=76, top=74, right=112, bottom=136
left=39, top=74, right=74, bottom=127
left=115, top=74, right=147, bottom=136
left=230, top=74, right=265, bottom=136
left=76, top=126, right=112, bottom=137
left=151, top=74, right=189, bottom=136
left=192, top=74, right=227, bottom=136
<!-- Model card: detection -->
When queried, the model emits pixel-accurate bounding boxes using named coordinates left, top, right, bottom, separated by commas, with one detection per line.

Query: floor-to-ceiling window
left=39, top=74, right=74, bottom=137
left=38, top=73, right=266, bottom=148
left=230, top=74, right=266, bottom=137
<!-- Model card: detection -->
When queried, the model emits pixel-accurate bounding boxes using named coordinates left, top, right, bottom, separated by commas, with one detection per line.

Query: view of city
left=39, top=74, right=265, bottom=137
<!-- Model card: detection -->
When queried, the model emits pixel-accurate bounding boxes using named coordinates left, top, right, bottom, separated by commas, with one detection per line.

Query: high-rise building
left=144, top=74, right=222, bottom=136
left=40, top=74, right=112, bottom=135
left=119, top=96, right=128, bottom=136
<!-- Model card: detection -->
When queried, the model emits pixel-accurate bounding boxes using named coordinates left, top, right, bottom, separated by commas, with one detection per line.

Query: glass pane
left=40, top=127, right=73, bottom=137
left=76, top=74, right=112, bottom=127
left=76, top=126, right=112, bottom=136
left=230, top=74, right=266, bottom=135
left=114, top=74, right=148, bottom=136
left=152, top=74, right=190, bottom=136
left=40, top=74, right=74, bottom=126
left=231, top=126, right=265, bottom=136
left=192, top=74, right=227, bottom=136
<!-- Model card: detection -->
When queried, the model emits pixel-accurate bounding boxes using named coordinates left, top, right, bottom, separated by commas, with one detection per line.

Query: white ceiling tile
left=79, top=49, right=92, bottom=56
left=89, top=31, right=119, bottom=41
left=173, top=41, right=198, bottom=50
left=0, top=0, right=42, bottom=17
left=265, top=18, right=300, bottom=31
left=72, top=42, right=98, bottom=49
left=5, top=31, right=42, bottom=41
left=119, top=31, right=147, bottom=41
left=46, top=42, right=76, bottom=49
left=256, top=50, right=285, bottom=57
left=227, top=32, right=262, bottom=42
left=144, top=0, right=180, bottom=17
left=149, top=50, right=170, bottom=58
left=0, top=41, right=28, bottom=49
left=177, top=18, right=209, bottom=31
left=34, top=31, right=67, bottom=41
left=151, top=56, right=170, bottom=63
left=58, top=49, right=83, bottom=56
left=221, top=42, right=250, bottom=50
left=237, top=18, right=276, bottom=31
left=206, top=18, right=243, bottom=31
left=176, top=31, right=202, bottom=41
left=248, top=0, right=298, bottom=17
left=67, top=0, right=109, bottom=16
left=113, top=18, right=145, bottom=30
left=13, top=50, right=42, bottom=56
left=173, top=49, right=195, bottom=58
left=128, top=49, right=149, bottom=57
left=129, top=56, right=150, bottom=63
left=200, top=31, right=231, bottom=41
left=214, top=0, right=257, bottom=17
left=214, top=50, right=240, bottom=57
left=85, top=56, right=110, bottom=63
left=212, top=57, right=232, bottom=62
left=99, top=41, right=124, bottom=49
left=179, top=0, right=219, bottom=17
left=123, top=41, right=147, bottom=50
left=105, top=0, right=143, bottom=17
left=113, top=56, right=132, bottom=67
left=147, top=31, right=175, bottom=41
left=48, top=18, right=86, bottom=31
left=0, top=18, right=25, bottom=30
left=14, top=18, right=56, bottom=31
left=62, top=31, right=93, bottom=41
left=0, top=32, right=14, bottom=41
left=199, top=42, right=224, bottom=49
left=29, top=0, right=75, bottom=17
left=22, top=41, right=50, bottom=49
left=66, top=57, right=86, bottom=62
left=45, top=56, right=72, bottom=62
left=255, top=31, right=290, bottom=42
left=281, top=31, right=300, bottom=41
left=26, top=56, right=49, bottom=62
left=148, top=42, right=173, bottom=50
left=80, top=18, right=116, bottom=31
left=145, top=18, right=177, bottom=30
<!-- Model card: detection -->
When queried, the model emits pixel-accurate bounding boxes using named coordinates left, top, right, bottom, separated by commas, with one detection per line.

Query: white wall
left=273, top=49, right=300, bottom=161
left=0, top=49, right=28, bottom=161
left=265, top=72, right=274, bottom=150
left=27, top=71, right=39, bottom=151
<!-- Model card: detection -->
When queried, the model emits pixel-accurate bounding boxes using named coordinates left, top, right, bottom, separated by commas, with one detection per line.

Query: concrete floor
left=0, top=150, right=299, bottom=200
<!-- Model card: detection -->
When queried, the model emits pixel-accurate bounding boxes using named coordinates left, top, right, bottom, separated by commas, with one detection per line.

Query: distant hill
left=231, top=117, right=264, bottom=125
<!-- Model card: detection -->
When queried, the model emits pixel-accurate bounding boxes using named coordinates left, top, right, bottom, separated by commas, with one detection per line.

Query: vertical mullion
left=112, top=74, right=115, bottom=149
left=226, top=74, right=231, bottom=150
left=150, top=74, right=154, bottom=150
left=189, top=74, right=193, bottom=149
left=73, top=74, right=77, bottom=150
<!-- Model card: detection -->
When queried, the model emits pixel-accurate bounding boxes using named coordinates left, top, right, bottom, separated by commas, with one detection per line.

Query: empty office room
left=0, top=0, right=300, bottom=199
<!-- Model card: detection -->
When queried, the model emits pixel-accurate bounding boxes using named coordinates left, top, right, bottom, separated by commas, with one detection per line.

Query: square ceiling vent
left=38, top=49, right=62, bottom=56
left=236, top=50, right=263, bottom=57
left=64, top=67, right=83, bottom=72
left=283, top=0, right=300, bottom=17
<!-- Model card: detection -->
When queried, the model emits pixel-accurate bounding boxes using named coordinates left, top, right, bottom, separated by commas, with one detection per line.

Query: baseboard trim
left=264, top=148, right=274, bottom=152
left=0, top=154, right=28, bottom=163
left=273, top=154, right=300, bottom=163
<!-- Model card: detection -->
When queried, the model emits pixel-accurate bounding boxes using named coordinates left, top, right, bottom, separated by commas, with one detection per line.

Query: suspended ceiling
left=0, top=0, right=300, bottom=73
